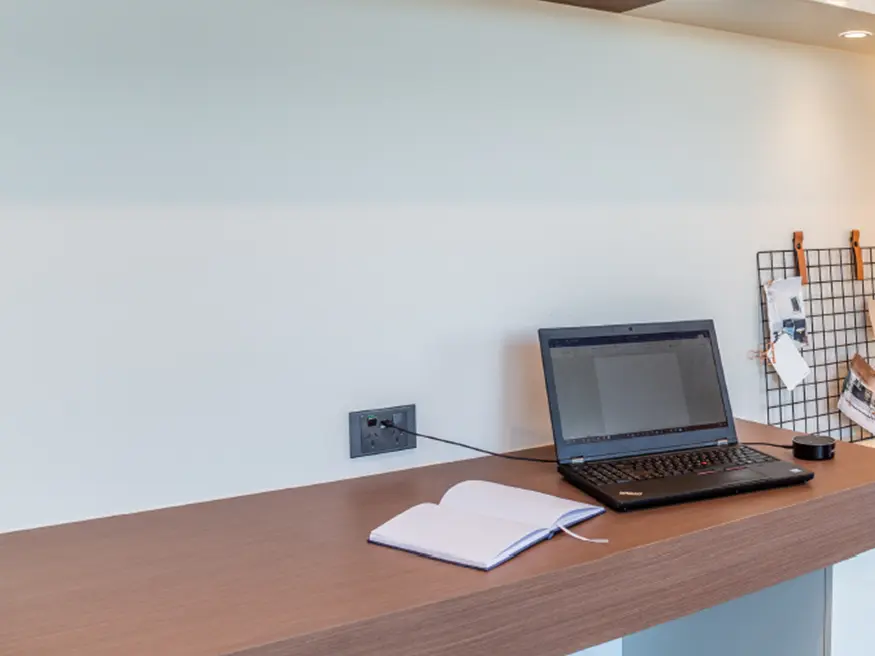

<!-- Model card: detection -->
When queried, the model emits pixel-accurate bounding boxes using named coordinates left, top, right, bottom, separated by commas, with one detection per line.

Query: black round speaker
left=792, top=435, right=836, bottom=461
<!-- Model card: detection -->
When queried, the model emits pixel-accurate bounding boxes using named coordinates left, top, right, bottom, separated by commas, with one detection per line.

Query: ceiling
left=809, top=0, right=875, bottom=15
left=545, top=0, right=875, bottom=54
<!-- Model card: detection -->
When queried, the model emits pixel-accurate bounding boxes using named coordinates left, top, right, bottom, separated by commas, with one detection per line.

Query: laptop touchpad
left=718, top=468, right=765, bottom=484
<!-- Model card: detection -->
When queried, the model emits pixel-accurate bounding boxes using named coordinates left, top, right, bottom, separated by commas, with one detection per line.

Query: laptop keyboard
left=570, top=446, right=778, bottom=488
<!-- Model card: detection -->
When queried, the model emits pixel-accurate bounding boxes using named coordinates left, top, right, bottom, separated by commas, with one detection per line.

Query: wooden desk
left=3, top=420, right=875, bottom=656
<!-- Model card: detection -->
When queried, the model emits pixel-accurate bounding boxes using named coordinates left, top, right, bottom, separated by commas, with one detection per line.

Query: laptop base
left=560, top=449, right=814, bottom=512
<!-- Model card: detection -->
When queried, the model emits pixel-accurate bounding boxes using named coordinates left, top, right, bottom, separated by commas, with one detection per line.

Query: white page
left=370, top=503, right=542, bottom=569
left=764, top=277, right=808, bottom=346
left=769, top=334, right=811, bottom=392
left=440, top=480, right=601, bottom=530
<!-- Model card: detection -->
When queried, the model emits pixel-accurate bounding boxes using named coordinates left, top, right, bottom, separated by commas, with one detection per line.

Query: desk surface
left=4, top=420, right=875, bottom=656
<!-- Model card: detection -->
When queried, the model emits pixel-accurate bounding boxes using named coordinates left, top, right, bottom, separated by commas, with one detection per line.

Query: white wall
left=2, top=0, right=875, bottom=533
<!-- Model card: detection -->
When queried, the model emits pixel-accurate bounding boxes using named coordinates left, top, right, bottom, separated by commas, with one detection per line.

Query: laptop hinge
left=565, top=439, right=733, bottom=465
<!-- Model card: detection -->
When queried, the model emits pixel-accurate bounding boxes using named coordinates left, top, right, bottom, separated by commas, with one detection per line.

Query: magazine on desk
left=369, top=480, right=606, bottom=571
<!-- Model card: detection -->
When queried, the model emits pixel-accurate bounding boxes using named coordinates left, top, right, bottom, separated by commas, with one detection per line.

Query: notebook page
left=440, top=481, right=601, bottom=530
left=369, top=503, right=544, bottom=569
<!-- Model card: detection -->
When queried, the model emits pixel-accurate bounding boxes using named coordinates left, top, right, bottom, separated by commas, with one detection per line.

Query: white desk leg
left=831, top=548, right=875, bottom=656
left=569, top=640, right=622, bottom=656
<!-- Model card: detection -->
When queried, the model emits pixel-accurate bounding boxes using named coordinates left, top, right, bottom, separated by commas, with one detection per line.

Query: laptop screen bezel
left=539, top=320, right=738, bottom=464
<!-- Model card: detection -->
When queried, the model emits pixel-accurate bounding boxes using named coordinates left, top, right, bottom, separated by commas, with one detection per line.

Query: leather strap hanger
left=794, top=231, right=808, bottom=285
left=851, top=230, right=863, bottom=281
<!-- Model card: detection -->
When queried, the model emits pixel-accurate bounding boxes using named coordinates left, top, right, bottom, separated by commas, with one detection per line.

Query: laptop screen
left=542, top=323, right=734, bottom=462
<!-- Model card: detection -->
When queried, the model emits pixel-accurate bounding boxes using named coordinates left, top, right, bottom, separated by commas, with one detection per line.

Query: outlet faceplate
left=349, top=404, right=416, bottom=458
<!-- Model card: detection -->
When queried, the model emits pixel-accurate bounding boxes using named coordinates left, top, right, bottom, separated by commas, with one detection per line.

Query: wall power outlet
left=349, top=404, right=417, bottom=458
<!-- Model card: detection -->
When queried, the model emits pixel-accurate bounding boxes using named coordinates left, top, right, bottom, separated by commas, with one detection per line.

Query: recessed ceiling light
left=839, top=30, right=873, bottom=39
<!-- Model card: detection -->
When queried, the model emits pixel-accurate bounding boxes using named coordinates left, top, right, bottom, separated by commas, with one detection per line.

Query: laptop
left=539, top=320, right=813, bottom=511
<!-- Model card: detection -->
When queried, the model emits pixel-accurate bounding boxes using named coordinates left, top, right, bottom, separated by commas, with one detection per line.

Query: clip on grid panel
left=758, top=247, right=875, bottom=441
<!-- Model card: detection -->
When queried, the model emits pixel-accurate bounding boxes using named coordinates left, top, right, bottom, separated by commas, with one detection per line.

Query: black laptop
left=539, top=320, right=813, bottom=511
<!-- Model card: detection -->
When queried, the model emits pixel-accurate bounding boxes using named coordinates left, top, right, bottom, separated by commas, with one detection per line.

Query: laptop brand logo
left=619, top=491, right=644, bottom=497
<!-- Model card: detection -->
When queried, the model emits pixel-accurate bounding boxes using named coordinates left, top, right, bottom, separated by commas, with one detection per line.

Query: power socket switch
left=349, top=404, right=416, bottom=458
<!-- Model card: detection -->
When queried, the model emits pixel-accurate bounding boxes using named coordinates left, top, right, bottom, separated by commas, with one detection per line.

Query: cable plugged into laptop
left=377, top=421, right=835, bottom=465
left=378, top=419, right=557, bottom=464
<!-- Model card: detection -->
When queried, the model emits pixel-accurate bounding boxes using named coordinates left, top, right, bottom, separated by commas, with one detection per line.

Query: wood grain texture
left=4, top=421, right=875, bottom=656
left=541, top=0, right=665, bottom=13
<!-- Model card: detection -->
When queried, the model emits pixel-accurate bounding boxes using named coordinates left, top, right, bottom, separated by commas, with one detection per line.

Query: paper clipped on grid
left=768, top=334, right=811, bottom=392
left=763, top=277, right=808, bottom=347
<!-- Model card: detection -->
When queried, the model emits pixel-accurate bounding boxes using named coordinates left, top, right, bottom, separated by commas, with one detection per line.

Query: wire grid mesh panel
left=757, top=247, right=875, bottom=442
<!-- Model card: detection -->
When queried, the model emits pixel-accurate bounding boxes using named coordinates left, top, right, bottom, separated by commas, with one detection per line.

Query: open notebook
left=369, top=480, right=605, bottom=571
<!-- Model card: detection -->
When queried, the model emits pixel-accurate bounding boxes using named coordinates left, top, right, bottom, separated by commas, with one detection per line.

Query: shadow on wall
left=501, top=337, right=554, bottom=453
